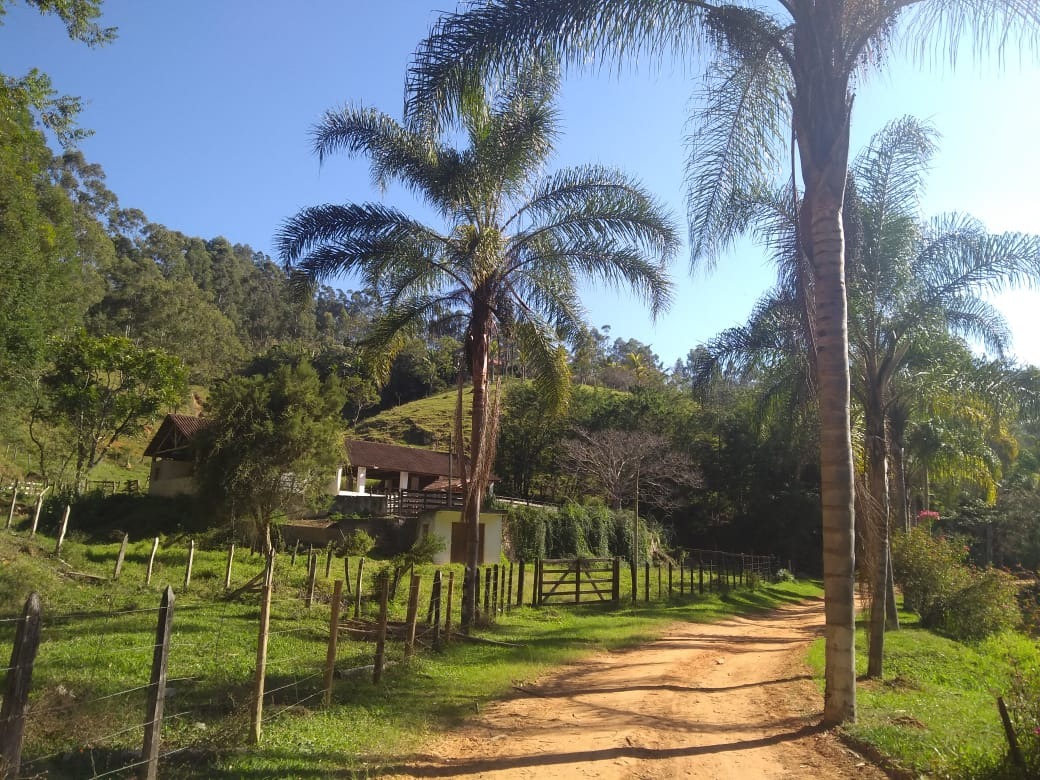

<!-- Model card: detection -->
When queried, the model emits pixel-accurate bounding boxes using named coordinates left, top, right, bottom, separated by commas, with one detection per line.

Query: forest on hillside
left=4, top=0, right=1040, bottom=580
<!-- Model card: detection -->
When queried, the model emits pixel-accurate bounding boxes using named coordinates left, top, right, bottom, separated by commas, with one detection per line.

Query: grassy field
left=807, top=609, right=1040, bottom=779
left=0, top=529, right=818, bottom=778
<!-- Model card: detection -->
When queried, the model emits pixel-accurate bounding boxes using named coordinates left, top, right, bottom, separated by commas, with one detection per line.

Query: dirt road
left=393, top=597, right=886, bottom=779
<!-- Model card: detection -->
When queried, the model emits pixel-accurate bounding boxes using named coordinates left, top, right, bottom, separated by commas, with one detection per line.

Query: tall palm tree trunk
left=793, top=3, right=857, bottom=725
left=865, top=398, right=890, bottom=677
left=461, top=306, right=492, bottom=630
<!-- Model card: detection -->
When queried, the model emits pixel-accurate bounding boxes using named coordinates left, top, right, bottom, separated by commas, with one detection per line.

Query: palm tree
left=406, top=1, right=1040, bottom=723
left=277, top=63, right=678, bottom=630
left=846, top=117, right=1039, bottom=675
left=695, top=117, right=1040, bottom=675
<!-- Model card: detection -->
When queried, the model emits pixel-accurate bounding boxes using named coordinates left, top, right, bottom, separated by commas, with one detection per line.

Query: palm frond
left=686, top=44, right=792, bottom=267
left=899, top=0, right=1040, bottom=68
left=513, top=319, right=572, bottom=415
left=406, top=0, right=714, bottom=133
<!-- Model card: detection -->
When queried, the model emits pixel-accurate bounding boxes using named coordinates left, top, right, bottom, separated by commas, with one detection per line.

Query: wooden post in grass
left=630, top=559, right=637, bottom=604
left=506, top=563, right=513, bottom=613
left=534, top=559, right=542, bottom=607
left=323, top=579, right=344, bottom=706
left=404, top=574, right=421, bottom=657
left=576, top=560, right=582, bottom=604
left=668, top=562, right=673, bottom=597
left=353, top=557, right=365, bottom=619
left=113, top=533, right=129, bottom=580
left=305, top=553, right=317, bottom=608
left=5, top=481, right=17, bottom=530
left=53, top=504, right=70, bottom=556
left=183, top=540, right=195, bottom=591
left=28, top=488, right=48, bottom=538
left=645, top=561, right=650, bottom=603
left=146, top=537, right=159, bottom=585
left=657, top=563, right=662, bottom=599
left=517, top=560, right=525, bottom=608
left=0, top=592, right=41, bottom=779
left=483, top=567, right=492, bottom=618
left=224, top=544, right=235, bottom=590
left=611, top=557, right=621, bottom=603
left=491, top=564, right=500, bottom=617
left=343, top=557, right=351, bottom=597
left=444, top=571, right=455, bottom=639
left=698, top=553, right=704, bottom=594
left=373, top=574, right=389, bottom=683
left=290, top=540, right=299, bottom=567
left=997, top=696, right=1025, bottom=770
left=141, top=586, right=174, bottom=780
left=679, top=554, right=685, bottom=596
left=431, top=570, right=442, bottom=646
left=251, top=554, right=274, bottom=745
left=324, top=545, right=333, bottom=579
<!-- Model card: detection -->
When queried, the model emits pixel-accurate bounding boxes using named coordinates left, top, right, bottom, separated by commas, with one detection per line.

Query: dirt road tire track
left=391, top=597, right=886, bottom=779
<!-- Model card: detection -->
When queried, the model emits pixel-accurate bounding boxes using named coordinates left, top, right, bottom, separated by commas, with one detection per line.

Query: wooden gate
left=536, top=557, right=620, bottom=605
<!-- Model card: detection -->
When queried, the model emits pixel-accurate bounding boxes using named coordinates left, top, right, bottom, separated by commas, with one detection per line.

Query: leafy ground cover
left=808, top=609, right=1040, bottom=778
left=0, top=530, right=818, bottom=778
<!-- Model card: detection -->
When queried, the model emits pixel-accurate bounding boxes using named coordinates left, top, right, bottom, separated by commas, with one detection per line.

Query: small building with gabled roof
left=143, top=414, right=210, bottom=497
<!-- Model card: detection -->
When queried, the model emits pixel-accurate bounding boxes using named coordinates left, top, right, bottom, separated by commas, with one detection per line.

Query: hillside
left=352, top=386, right=475, bottom=448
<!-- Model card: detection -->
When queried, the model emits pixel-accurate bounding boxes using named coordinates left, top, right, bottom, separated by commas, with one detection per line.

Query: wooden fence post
left=444, top=571, right=455, bottom=640
left=251, top=553, right=275, bottom=745
left=644, top=561, right=650, bottom=603
left=575, top=560, right=582, bottom=604
left=353, top=557, right=365, bottom=619
left=657, top=563, right=662, bottom=599
left=611, top=557, right=621, bottom=603
left=404, top=574, right=421, bottom=657
left=146, top=537, right=159, bottom=585
left=506, top=562, right=513, bottom=613
left=343, top=557, right=352, bottom=597
left=668, top=562, right=673, bottom=597
left=29, top=488, right=48, bottom=538
left=517, top=560, right=525, bottom=607
left=5, top=482, right=17, bottom=530
left=679, top=554, right=685, bottom=595
left=373, top=574, right=390, bottom=683
left=140, top=585, right=174, bottom=780
left=0, top=592, right=42, bottom=780
left=997, top=695, right=1025, bottom=771
left=698, top=553, right=704, bottom=594
left=491, top=564, right=500, bottom=617
left=630, top=558, right=637, bottom=604
left=305, top=553, right=317, bottom=609
left=224, top=544, right=235, bottom=590
left=113, top=533, right=129, bottom=580
left=54, top=504, right=70, bottom=556
left=431, top=570, right=443, bottom=646
left=324, top=545, right=333, bottom=579
left=290, top=540, right=299, bottom=567
left=323, top=580, right=344, bottom=706
left=483, top=567, right=492, bottom=618
left=183, top=540, right=195, bottom=591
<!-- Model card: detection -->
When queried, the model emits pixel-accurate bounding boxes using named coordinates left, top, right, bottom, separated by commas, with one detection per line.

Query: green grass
left=0, top=530, right=818, bottom=778
left=352, top=388, right=474, bottom=448
left=807, top=609, right=1040, bottom=778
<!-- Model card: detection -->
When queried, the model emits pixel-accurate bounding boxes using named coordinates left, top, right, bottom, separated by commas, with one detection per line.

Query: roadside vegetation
left=0, top=529, right=816, bottom=777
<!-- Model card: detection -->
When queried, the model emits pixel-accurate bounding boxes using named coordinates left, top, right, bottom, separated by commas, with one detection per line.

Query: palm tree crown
left=277, top=63, right=678, bottom=628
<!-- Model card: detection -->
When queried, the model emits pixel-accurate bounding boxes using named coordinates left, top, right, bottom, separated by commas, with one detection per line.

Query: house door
left=450, top=522, right=485, bottom=564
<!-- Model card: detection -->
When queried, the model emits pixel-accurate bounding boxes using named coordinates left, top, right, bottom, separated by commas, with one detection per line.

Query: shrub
left=939, top=567, right=1021, bottom=641
left=893, top=526, right=1021, bottom=641
left=892, top=526, right=970, bottom=620
left=775, top=568, right=795, bottom=582
left=337, top=529, right=375, bottom=557
left=1005, top=661, right=1040, bottom=777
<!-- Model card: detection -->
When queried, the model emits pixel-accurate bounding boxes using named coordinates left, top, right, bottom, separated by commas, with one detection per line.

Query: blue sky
left=4, top=0, right=1040, bottom=368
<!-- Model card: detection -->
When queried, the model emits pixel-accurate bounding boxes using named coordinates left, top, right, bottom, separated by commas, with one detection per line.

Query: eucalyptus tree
left=277, top=64, right=677, bottom=630
left=406, top=1, right=1040, bottom=721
